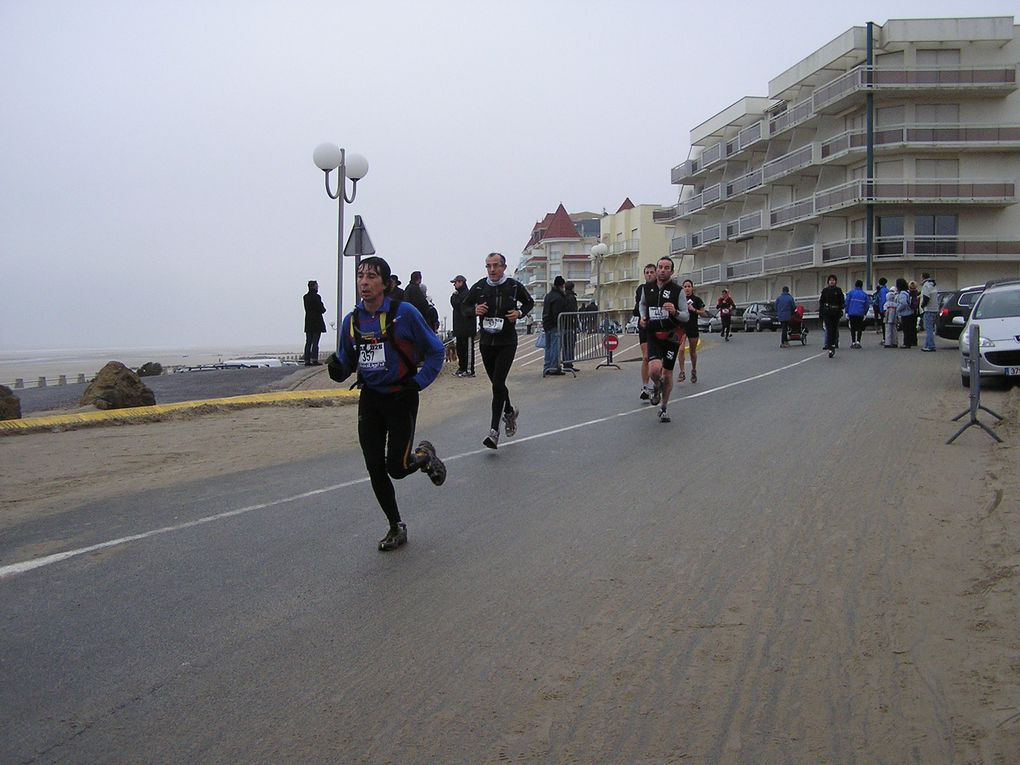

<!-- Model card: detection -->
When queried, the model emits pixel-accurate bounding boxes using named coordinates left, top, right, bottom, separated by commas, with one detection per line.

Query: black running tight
left=480, top=342, right=516, bottom=431
left=358, top=386, right=423, bottom=526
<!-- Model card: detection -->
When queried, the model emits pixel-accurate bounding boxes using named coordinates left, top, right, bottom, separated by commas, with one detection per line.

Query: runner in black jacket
left=638, top=257, right=689, bottom=423
left=461, top=252, right=535, bottom=449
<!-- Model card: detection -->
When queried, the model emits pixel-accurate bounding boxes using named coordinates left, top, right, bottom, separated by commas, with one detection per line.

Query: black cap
left=450, top=275, right=466, bottom=282
left=553, top=275, right=565, bottom=287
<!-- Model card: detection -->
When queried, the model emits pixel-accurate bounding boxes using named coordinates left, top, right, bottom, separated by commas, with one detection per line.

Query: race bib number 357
left=358, top=342, right=385, bottom=369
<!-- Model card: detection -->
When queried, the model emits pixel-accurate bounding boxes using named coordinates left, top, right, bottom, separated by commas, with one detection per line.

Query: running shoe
left=414, top=440, right=446, bottom=486
left=658, top=407, right=671, bottom=423
left=639, top=386, right=651, bottom=401
left=503, top=407, right=519, bottom=438
left=650, top=383, right=661, bottom=406
left=691, top=369, right=697, bottom=384
left=378, top=522, right=408, bottom=551
left=483, top=429, right=499, bottom=450
left=828, top=348, right=836, bottom=358
left=677, top=369, right=686, bottom=382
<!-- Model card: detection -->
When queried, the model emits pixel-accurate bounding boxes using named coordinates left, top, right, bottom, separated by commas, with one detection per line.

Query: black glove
left=326, top=353, right=350, bottom=383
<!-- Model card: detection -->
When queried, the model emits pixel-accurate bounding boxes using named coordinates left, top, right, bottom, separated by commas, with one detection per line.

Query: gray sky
left=2, top=0, right=1016, bottom=351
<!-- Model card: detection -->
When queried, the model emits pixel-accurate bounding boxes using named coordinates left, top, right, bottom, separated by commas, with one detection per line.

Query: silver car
left=957, top=279, right=1020, bottom=387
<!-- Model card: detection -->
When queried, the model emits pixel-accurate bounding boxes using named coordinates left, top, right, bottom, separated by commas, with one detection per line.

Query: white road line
left=0, top=353, right=823, bottom=580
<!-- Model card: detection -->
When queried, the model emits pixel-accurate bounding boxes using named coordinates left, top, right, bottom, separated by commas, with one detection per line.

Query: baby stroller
left=787, top=305, right=808, bottom=345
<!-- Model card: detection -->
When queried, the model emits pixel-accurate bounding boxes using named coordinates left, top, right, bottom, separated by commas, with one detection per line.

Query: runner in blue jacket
left=844, top=279, right=871, bottom=349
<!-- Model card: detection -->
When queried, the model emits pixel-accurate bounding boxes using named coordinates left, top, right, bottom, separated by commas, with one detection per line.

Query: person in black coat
left=303, top=280, right=327, bottom=365
left=449, top=275, right=476, bottom=376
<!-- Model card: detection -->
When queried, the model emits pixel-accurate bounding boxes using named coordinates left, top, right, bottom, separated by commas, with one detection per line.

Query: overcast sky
left=2, top=0, right=1016, bottom=352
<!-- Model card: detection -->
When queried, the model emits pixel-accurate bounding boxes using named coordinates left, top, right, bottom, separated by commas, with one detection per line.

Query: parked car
left=937, top=284, right=985, bottom=340
left=624, top=315, right=640, bottom=334
left=957, top=279, right=1020, bottom=387
left=743, top=301, right=780, bottom=332
left=697, top=308, right=722, bottom=333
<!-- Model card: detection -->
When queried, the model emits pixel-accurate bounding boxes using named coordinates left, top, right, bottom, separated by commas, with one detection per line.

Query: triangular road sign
left=343, top=215, right=376, bottom=258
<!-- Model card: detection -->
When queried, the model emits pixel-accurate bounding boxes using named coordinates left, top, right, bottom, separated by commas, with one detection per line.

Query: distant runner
left=638, top=257, right=689, bottom=423
left=635, top=263, right=657, bottom=402
left=461, top=252, right=535, bottom=449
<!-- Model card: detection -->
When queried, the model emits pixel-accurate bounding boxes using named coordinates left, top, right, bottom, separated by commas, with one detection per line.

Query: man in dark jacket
left=303, top=280, right=327, bottom=365
left=449, top=275, right=476, bottom=376
left=542, top=276, right=567, bottom=376
left=461, top=252, right=535, bottom=449
left=404, top=271, right=429, bottom=319
left=562, top=281, right=579, bottom=370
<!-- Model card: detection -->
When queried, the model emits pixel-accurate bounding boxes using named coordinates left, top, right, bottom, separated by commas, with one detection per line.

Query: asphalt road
left=0, top=330, right=1006, bottom=762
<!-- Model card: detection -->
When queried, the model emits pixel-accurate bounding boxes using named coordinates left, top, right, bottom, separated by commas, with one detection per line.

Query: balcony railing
left=726, top=168, right=764, bottom=197
left=726, top=257, right=764, bottom=280
left=771, top=64, right=1018, bottom=136
left=671, top=159, right=698, bottom=185
left=670, top=234, right=688, bottom=254
left=763, top=245, right=815, bottom=273
left=770, top=197, right=815, bottom=227
left=821, top=123, right=1020, bottom=159
left=772, top=178, right=1016, bottom=227
left=609, top=238, right=640, bottom=255
left=822, top=237, right=1020, bottom=262
left=672, top=119, right=767, bottom=185
left=653, top=205, right=678, bottom=223
left=762, top=144, right=814, bottom=183
left=701, top=142, right=723, bottom=168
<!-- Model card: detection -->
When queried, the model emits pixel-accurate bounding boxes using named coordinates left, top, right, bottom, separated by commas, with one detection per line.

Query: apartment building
left=593, top=198, right=675, bottom=322
left=656, top=16, right=1020, bottom=304
left=514, top=204, right=600, bottom=300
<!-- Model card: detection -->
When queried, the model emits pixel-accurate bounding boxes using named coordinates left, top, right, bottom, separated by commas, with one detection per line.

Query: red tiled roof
left=543, top=204, right=581, bottom=239
left=617, top=198, right=635, bottom=212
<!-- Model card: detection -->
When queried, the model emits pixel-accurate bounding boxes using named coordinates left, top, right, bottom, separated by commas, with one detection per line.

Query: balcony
left=609, top=238, right=640, bottom=255
left=671, top=119, right=768, bottom=185
left=726, top=257, right=765, bottom=280
left=653, top=205, right=679, bottom=223
left=822, top=237, right=1020, bottom=262
left=770, top=64, right=1018, bottom=137
left=771, top=178, right=1016, bottom=229
left=821, top=123, right=1020, bottom=161
left=726, top=168, right=764, bottom=198
left=762, top=245, right=815, bottom=273
left=761, top=144, right=815, bottom=183
left=726, top=210, right=765, bottom=240
left=670, top=234, right=689, bottom=255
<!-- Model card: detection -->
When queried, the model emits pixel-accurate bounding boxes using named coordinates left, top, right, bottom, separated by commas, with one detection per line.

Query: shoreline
left=0, top=344, right=319, bottom=388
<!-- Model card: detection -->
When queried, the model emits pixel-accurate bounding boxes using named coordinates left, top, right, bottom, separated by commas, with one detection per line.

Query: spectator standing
left=562, top=281, right=579, bottom=370
left=819, top=274, right=846, bottom=358
left=775, top=286, right=797, bottom=348
left=387, top=275, right=405, bottom=301
left=716, top=288, right=736, bottom=341
left=895, top=277, right=917, bottom=348
left=303, top=280, right=327, bottom=366
left=872, top=277, right=889, bottom=335
left=844, top=279, right=871, bottom=349
left=404, top=271, right=429, bottom=318
left=920, top=272, right=938, bottom=352
left=883, top=283, right=899, bottom=348
left=449, top=275, right=475, bottom=376
left=542, top=276, right=567, bottom=376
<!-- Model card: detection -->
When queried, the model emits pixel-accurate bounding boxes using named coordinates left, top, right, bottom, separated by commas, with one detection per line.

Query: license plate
left=1005, top=367, right=1020, bottom=376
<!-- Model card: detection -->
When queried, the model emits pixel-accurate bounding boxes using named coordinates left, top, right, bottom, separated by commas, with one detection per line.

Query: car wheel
left=756, top=320, right=763, bottom=333
left=961, top=374, right=970, bottom=388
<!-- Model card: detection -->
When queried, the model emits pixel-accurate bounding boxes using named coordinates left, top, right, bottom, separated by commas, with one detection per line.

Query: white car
left=625, top=316, right=640, bottom=334
left=957, top=279, right=1020, bottom=387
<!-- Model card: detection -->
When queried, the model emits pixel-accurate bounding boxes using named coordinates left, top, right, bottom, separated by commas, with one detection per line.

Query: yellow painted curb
left=0, top=389, right=359, bottom=434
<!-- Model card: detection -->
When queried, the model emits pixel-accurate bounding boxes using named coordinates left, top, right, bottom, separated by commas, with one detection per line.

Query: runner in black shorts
left=638, top=257, right=689, bottom=423
left=716, top=288, right=735, bottom=341
left=679, top=279, right=706, bottom=384
left=635, top=263, right=656, bottom=402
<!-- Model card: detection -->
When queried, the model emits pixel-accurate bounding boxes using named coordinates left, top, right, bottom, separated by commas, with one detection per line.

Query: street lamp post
left=313, top=143, right=369, bottom=353
left=590, top=242, right=608, bottom=313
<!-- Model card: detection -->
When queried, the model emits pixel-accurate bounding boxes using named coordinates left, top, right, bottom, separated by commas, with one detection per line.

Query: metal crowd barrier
left=555, top=310, right=624, bottom=372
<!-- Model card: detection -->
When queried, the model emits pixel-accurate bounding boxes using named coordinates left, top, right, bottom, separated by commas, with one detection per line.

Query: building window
left=877, top=215, right=904, bottom=255
left=916, top=49, right=961, bottom=67
left=916, top=158, right=959, bottom=179
left=915, top=103, right=959, bottom=125
left=914, top=214, right=958, bottom=255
